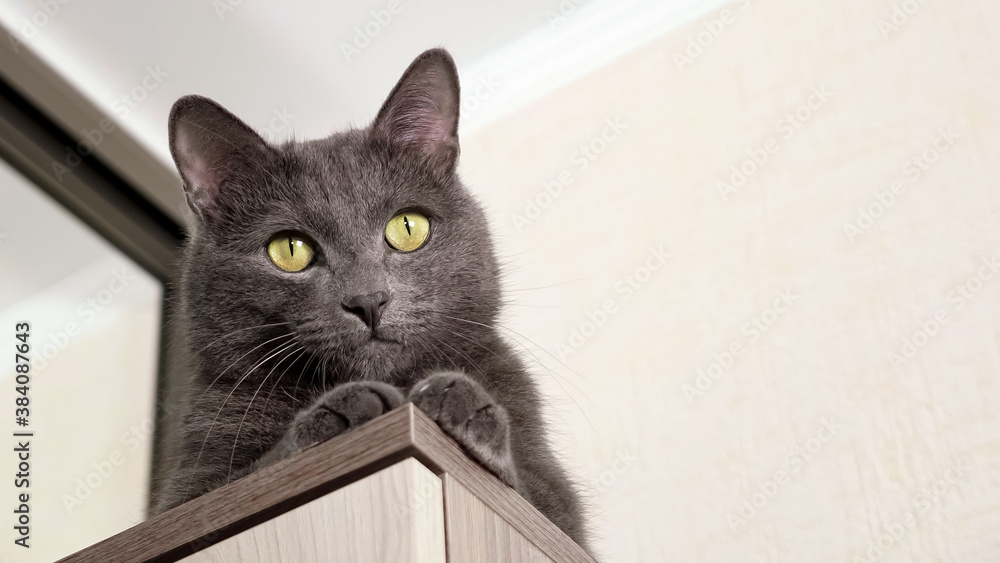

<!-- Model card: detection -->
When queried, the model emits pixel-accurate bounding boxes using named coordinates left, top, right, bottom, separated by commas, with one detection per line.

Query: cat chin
left=332, top=339, right=414, bottom=383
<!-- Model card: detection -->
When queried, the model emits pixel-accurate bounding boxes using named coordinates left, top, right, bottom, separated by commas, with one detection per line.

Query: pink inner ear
left=177, top=129, right=222, bottom=194
left=184, top=155, right=218, bottom=193
left=389, top=86, right=452, bottom=151
left=377, top=63, right=458, bottom=157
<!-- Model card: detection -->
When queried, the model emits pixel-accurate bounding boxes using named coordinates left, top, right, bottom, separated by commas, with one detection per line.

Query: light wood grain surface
left=443, top=474, right=554, bottom=563
left=57, top=404, right=593, bottom=563
left=181, top=459, right=446, bottom=563
left=411, top=413, right=597, bottom=563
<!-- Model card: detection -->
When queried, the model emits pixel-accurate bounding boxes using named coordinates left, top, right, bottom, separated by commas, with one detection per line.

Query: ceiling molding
left=458, top=0, right=734, bottom=136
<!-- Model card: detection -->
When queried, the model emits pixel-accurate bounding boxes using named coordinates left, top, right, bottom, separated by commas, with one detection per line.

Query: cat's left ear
left=372, top=48, right=461, bottom=175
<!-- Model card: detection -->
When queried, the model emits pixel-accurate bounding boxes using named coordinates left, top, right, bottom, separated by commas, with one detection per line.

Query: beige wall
left=460, top=0, right=1000, bottom=561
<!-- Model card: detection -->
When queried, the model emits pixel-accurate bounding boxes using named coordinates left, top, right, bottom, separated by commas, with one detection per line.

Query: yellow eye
left=385, top=212, right=430, bottom=252
left=267, top=233, right=315, bottom=272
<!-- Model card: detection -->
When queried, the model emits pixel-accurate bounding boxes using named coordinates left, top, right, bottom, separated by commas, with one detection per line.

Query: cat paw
left=409, top=371, right=518, bottom=488
left=289, top=381, right=404, bottom=450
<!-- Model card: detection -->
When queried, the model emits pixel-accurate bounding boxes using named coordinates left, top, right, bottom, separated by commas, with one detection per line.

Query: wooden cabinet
left=58, top=405, right=594, bottom=563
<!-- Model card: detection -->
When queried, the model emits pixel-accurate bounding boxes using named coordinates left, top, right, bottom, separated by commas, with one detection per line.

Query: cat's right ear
left=168, top=95, right=271, bottom=219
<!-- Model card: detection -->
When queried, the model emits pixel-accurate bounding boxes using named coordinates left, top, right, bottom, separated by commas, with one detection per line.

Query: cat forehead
left=276, top=134, right=458, bottom=206
left=285, top=135, right=415, bottom=189
left=226, top=139, right=457, bottom=244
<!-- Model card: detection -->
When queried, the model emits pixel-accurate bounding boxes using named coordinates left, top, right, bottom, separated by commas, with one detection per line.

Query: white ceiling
left=1, top=0, right=560, bottom=149
left=0, top=0, right=726, bottom=222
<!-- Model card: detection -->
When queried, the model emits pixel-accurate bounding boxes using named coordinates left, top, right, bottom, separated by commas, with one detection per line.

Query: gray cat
left=151, top=48, right=588, bottom=549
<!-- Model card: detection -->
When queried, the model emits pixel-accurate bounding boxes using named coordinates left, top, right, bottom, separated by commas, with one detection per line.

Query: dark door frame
left=0, top=27, right=184, bottom=509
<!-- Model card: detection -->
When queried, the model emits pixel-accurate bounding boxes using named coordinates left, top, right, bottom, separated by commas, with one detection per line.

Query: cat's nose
left=342, top=291, right=391, bottom=331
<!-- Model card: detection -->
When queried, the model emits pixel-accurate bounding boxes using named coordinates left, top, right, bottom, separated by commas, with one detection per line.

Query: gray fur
left=151, top=48, right=588, bottom=550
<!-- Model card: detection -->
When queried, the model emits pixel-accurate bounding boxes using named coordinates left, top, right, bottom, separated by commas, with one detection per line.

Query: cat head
left=168, top=49, right=501, bottom=384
